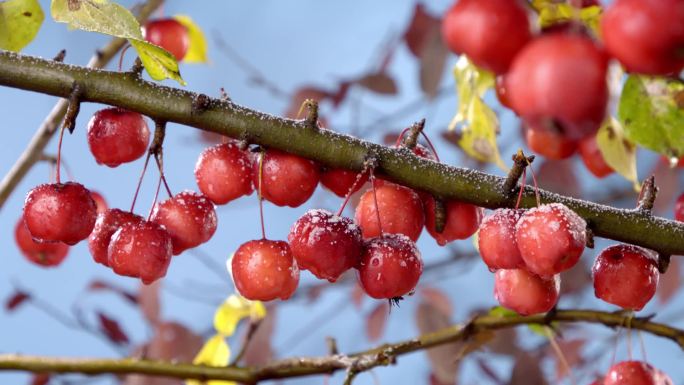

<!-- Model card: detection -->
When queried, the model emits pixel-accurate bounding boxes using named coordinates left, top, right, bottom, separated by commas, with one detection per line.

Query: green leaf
left=619, top=75, right=684, bottom=159
left=488, top=306, right=555, bottom=337
left=173, top=14, right=208, bottom=64
left=0, top=0, right=44, bottom=51
left=50, top=0, right=185, bottom=85
left=596, top=117, right=640, bottom=190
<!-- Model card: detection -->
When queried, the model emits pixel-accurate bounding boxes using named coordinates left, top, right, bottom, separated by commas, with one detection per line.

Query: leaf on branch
left=97, top=312, right=129, bottom=345
left=366, top=301, right=389, bottom=342
left=619, top=75, right=684, bottom=159
left=419, top=22, right=448, bottom=99
left=187, top=334, right=233, bottom=385
left=50, top=0, right=185, bottom=84
left=5, top=290, right=30, bottom=312
left=403, top=3, right=440, bottom=58
left=356, top=72, right=398, bottom=95
left=509, top=351, right=548, bottom=385
left=0, top=0, right=44, bottom=52
left=531, top=0, right=602, bottom=34
left=420, top=287, right=453, bottom=316
left=448, top=56, right=506, bottom=170
left=213, top=294, right=266, bottom=336
left=596, top=117, right=640, bottom=191
left=88, top=279, right=138, bottom=304
left=138, top=280, right=161, bottom=326
left=173, top=15, right=208, bottom=63
left=415, top=301, right=461, bottom=384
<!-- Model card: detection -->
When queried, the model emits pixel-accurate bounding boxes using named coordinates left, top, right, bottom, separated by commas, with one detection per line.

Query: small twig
left=502, top=149, right=535, bottom=198
left=657, top=253, right=671, bottom=274
left=63, top=84, right=82, bottom=134
left=636, top=175, right=658, bottom=212
left=219, top=87, right=230, bottom=101
left=192, top=93, right=211, bottom=115
left=326, top=337, right=339, bottom=356
left=399, top=119, right=426, bottom=150
left=230, top=319, right=262, bottom=366
left=149, top=120, right=166, bottom=156
left=343, top=369, right=358, bottom=385
left=302, top=99, right=319, bottom=128
left=585, top=227, right=595, bottom=249
left=53, top=50, right=66, bottom=63
left=129, top=57, right=144, bottom=78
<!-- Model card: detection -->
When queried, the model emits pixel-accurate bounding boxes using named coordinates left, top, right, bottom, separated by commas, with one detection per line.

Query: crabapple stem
left=419, top=131, right=440, bottom=163
left=336, top=162, right=371, bottom=217
left=153, top=155, right=173, bottom=198
left=397, top=119, right=425, bottom=149
left=524, top=156, right=541, bottom=207
left=546, top=327, right=577, bottom=385
left=147, top=173, right=163, bottom=221
left=514, top=168, right=527, bottom=210
left=257, top=150, right=266, bottom=240
left=55, top=126, right=65, bottom=184
left=130, top=152, right=152, bottom=213
left=502, top=150, right=535, bottom=198
left=117, top=44, right=131, bottom=72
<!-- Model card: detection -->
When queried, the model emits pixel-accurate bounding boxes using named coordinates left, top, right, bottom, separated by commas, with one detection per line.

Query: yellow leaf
left=457, top=98, right=507, bottom=170
left=186, top=334, right=233, bottom=385
left=450, top=56, right=494, bottom=125
left=213, top=294, right=266, bottom=336
left=50, top=0, right=185, bottom=85
left=0, top=0, right=44, bottom=51
left=173, top=14, right=208, bottom=64
left=531, top=1, right=602, bottom=35
left=596, top=117, right=640, bottom=191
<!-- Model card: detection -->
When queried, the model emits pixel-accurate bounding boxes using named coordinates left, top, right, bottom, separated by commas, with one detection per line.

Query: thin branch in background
left=187, top=248, right=231, bottom=285
left=230, top=319, right=262, bottom=366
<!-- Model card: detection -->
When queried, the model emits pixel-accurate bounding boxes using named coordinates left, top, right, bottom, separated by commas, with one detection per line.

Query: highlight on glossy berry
left=195, top=141, right=254, bottom=205
left=87, top=108, right=150, bottom=168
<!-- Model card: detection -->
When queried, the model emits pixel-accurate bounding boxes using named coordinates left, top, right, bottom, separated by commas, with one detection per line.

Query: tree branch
left=0, top=0, right=164, bottom=209
left=0, top=51, right=683, bottom=255
left=0, top=309, right=682, bottom=383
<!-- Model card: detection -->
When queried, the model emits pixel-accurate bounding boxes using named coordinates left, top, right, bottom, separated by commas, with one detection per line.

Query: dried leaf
left=658, top=258, right=681, bottom=305
left=5, top=291, right=30, bottom=311
left=415, top=302, right=460, bottom=384
left=420, top=287, right=453, bottom=316
left=351, top=283, right=365, bottom=310
left=243, top=305, right=277, bottom=366
left=138, top=281, right=161, bottom=326
left=509, top=352, right=548, bottom=385
left=356, top=72, right=398, bottom=95
left=403, top=3, right=440, bottom=57
left=29, top=373, right=50, bottom=385
left=97, top=312, right=129, bottom=345
left=551, top=339, right=585, bottom=379
left=366, top=302, right=389, bottom=342
left=88, top=280, right=137, bottom=304
left=651, top=159, right=681, bottom=216
left=419, top=23, right=448, bottom=99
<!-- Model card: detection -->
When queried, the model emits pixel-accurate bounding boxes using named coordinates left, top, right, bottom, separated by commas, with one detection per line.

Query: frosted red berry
left=288, top=209, right=362, bottom=282
left=320, top=168, right=368, bottom=198
left=441, top=0, right=532, bottom=74
left=108, top=220, right=173, bottom=284
left=515, top=203, right=586, bottom=277
left=15, top=217, right=69, bottom=267
left=144, top=19, right=190, bottom=61
left=88, top=209, right=143, bottom=266
left=357, top=234, right=423, bottom=299
left=253, top=149, right=319, bottom=208
left=674, top=192, right=684, bottom=222
left=87, top=108, right=150, bottom=168
left=424, top=197, right=482, bottom=246
left=195, top=141, right=253, bottom=205
left=23, top=182, right=97, bottom=245
left=592, top=244, right=659, bottom=311
left=478, top=209, right=525, bottom=270
left=604, top=361, right=671, bottom=385
left=150, top=191, right=218, bottom=255
left=494, top=269, right=560, bottom=315
left=231, top=239, right=299, bottom=301
left=355, top=181, right=424, bottom=241
left=579, top=134, right=613, bottom=178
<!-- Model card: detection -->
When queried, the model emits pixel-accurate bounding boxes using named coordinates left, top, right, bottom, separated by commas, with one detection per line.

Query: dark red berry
left=231, top=239, right=299, bottom=301
left=494, top=269, right=560, bottom=315
left=478, top=208, right=525, bottom=270
left=676, top=193, right=684, bottom=222
left=424, top=197, right=482, bottom=246
left=108, top=220, right=173, bottom=284
left=320, top=168, right=368, bottom=198
left=195, top=141, right=254, bottom=205
left=579, top=134, right=613, bottom=178
left=525, top=127, right=578, bottom=160
left=355, top=181, right=424, bottom=241
left=604, top=361, right=672, bottom=385
left=252, top=149, right=319, bottom=208
left=88, top=209, right=143, bottom=267
left=87, top=108, right=150, bottom=168
left=144, top=19, right=190, bottom=61
left=15, top=217, right=69, bottom=267
left=357, top=234, right=423, bottom=299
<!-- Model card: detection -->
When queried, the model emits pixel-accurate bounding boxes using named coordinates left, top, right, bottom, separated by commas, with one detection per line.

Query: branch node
left=52, top=50, right=66, bottom=63
left=326, top=337, right=339, bottom=356
left=637, top=175, right=658, bottom=212
left=192, top=93, right=211, bottom=115
left=219, top=87, right=231, bottom=101
left=129, top=57, right=144, bottom=78
left=400, top=119, right=426, bottom=150
left=63, top=84, right=82, bottom=134
left=657, top=253, right=671, bottom=274
left=502, top=149, right=535, bottom=198
left=433, top=197, right=447, bottom=233
left=302, top=99, right=319, bottom=129
left=585, top=226, right=595, bottom=249
left=149, top=120, right=166, bottom=157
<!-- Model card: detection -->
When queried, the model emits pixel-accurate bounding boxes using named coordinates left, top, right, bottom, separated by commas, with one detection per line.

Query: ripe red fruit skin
left=252, top=149, right=320, bottom=208
left=90, top=191, right=108, bottom=214
left=355, top=181, right=425, bottom=241
left=320, top=168, right=368, bottom=198
left=23, top=182, right=97, bottom=245
left=87, top=108, right=150, bottom=168
left=108, top=221, right=173, bottom=285
left=525, top=127, right=578, bottom=160
left=601, top=0, right=684, bottom=75
left=150, top=191, right=218, bottom=255
left=674, top=193, right=684, bottom=222
left=88, top=209, right=143, bottom=267
left=15, top=218, right=69, bottom=267
left=579, top=134, right=613, bottom=178
left=478, top=209, right=525, bottom=270
left=507, top=34, right=609, bottom=140
left=592, top=244, right=659, bottom=311
left=604, top=361, right=671, bottom=385
left=144, top=19, right=190, bottom=61
left=194, top=142, right=253, bottom=204
left=231, top=239, right=299, bottom=301
left=357, top=234, right=423, bottom=299
left=495, top=75, right=512, bottom=109
left=515, top=203, right=586, bottom=277
left=288, top=209, right=362, bottom=282
left=441, top=0, right=532, bottom=74
left=424, top=197, right=483, bottom=246
left=494, top=269, right=560, bottom=315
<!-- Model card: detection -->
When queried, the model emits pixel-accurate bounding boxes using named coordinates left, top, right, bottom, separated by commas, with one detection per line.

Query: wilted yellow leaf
left=0, top=0, right=44, bottom=51
left=213, top=294, right=266, bottom=336
left=596, top=117, right=640, bottom=191
left=173, top=14, right=208, bottom=64
left=531, top=1, right=602, bottom=34
left=186, top=334, right=233, bottom=385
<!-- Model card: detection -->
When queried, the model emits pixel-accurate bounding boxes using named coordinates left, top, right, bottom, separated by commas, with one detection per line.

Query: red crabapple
left=579, top=134, right=613, bottom=178
left=494, top=269, right=560, bottom=315
left=194, top=141, right=253, bottom=205
left=357, top=234, right=423, bottom=299
left=507, top=33, right=609, bottom=140
left=478, top=209, right=525, bottom=270
left=592, top=244, right=659, bottom=311
left=525, top=127, right=578, bottom=160
left=88, top=209, right=143, bottom=267
left=15, top=217, right=69, bottom=267
left=515, top=203, right=586, bottom=277
left=23, top=182, right=97, bottom=245
left=150, top=191, right=218, bottom=255
left=87, top=108, right=150, bottom=168
left=441, top=0, right=532, bottom=74
left=355, top=181, right=424, bottom=241
left=604, top=361, right=672, bottom=385
left=108, top=220, right=173, bottom=284
left=90, top=191, right=108, bottom=214
left=252, top=149, right=319, bottom=208
left=424, top=197, right=482, bottom=246
left=674, top=193, right=684, bottom=222
left=320, top=168, right=368, bottom=198
left=144, top=19, right=190, bottom=61
left=231, top=239, right=299, bottom=301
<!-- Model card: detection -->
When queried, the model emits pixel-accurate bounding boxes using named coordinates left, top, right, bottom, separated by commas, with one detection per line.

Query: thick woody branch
left=0, top=0, right=164, bottom=209
left=0, top=309, right=682, bottom=383
left=0, top=51, right=683, bottom=256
